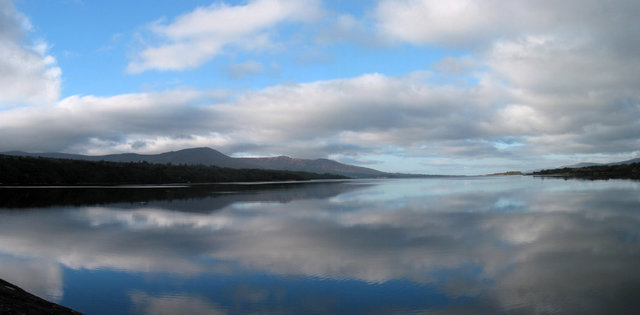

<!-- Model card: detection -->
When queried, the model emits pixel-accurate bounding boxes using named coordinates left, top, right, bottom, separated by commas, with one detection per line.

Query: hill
left=3, top=147, right=388, bottom=178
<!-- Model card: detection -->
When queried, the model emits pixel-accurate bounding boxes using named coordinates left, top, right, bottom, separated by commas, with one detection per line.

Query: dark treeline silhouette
left=532, top=162, right=640, bottom=180
left=0, top=154, right=348, bottom=185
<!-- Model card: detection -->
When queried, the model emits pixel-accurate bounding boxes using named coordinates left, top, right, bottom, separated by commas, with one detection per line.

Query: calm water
left=1, top=177, right=639, bottom=314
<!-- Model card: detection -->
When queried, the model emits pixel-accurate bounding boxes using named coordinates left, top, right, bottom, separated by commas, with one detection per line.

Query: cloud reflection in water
left=0, top=178, right=639, bottom=313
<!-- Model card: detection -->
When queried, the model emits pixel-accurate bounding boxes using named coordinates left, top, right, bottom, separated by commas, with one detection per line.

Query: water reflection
left=130, top=292, right=226, bottom=315
left=0, top=177, right=639, bottom=314
left=0, top=256, right=62, bottom=301
left=0, top=180, right=363, bottom=210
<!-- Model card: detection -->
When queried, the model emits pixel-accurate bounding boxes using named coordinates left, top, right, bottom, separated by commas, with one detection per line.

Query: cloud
left=0, top=89, right=229, bottom=154
left=0, top=0, right=61, bottom=107
left=315, top=13, right=380, bottom=47
left=223, top=60, right=264, bottom=79
left=127, top=0, right=322, bottom=73
left=372, top=0, right=640, bottom=158
left=480, top=33, right=640, bottom=154
left=1, top=68, right=635, bottom=162
left=208, top=72, right=495, bottom=156
left=0, top=256, right=63, bottom=302
left=433, top=55, right=480, bottom=75
left=0, top=71, right=495, bottom=157
left=374, top=0, right=640, bottom=48
left=2, top=0, right=639, bottom=168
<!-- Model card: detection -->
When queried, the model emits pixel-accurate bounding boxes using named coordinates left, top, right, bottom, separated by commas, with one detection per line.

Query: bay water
left=1, top=176, right=639, bottom=314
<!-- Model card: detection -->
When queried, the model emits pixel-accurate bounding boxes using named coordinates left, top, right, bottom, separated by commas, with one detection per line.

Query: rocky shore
left=0, top=278, right=81, bottom=315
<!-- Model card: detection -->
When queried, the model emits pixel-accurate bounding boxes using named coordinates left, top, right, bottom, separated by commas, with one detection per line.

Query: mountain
left=3, top=147, right=388, bottom=178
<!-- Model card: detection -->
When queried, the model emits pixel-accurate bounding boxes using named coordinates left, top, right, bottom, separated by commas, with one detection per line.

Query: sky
left=1, top=0, right=639, bottom=175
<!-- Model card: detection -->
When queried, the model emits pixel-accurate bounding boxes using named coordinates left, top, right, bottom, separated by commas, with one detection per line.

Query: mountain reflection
left=0, top=177, right=639, bottom=313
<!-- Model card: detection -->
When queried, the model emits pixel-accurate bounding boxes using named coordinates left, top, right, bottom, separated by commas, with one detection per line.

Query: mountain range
left=3, top=147, right=399, bottom=178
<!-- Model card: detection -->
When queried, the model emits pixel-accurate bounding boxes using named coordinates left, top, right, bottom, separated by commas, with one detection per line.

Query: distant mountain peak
left=168, top=147, right=224, bottom=154
left=177, top=147, right=216, bottom=152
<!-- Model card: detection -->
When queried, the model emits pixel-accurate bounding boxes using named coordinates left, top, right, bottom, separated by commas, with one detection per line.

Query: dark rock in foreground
left=0, top=278, right=81, bottom=315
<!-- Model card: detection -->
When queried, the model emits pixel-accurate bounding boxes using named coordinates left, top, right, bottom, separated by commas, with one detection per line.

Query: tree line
left=532, top=162, right=640, bottom=180
left=0, top=154, right=348, bottom=185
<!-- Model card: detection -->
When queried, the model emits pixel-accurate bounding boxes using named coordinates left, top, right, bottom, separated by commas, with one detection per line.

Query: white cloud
left=1, top=67, right=636, bottom=163
left=315, top=13, right=378, bottom=46
left=2, top=0, right=639, bottom=168
left=374, top=0, right=640, bottom=47
left=373, top=0, right=640, bottom=158
left=127, top=0, right=322, bottom=73
left=433, top=55, right=480, bottom=75
left=224, top=60, right=264, bottom=79
left=0, top=0, right=61, bottom=107
left=0, top=72, right=478, bottom=156
left=0, top=257, right=63, bottom=302
left=376, top=0, right=528, bottom=47
left=0, top=89, right=228, bottom=153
